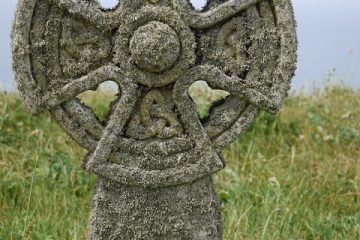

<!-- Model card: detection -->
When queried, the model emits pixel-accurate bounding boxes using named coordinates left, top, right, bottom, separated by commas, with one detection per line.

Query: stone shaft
left=88, top=177, right=222, bottom=240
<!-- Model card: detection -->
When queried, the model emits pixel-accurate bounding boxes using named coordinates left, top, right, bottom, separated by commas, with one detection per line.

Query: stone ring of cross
left=13, top=0, right=296, bottom=188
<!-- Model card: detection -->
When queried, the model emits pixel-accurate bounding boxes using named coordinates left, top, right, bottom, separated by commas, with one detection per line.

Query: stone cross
left=12, top=0, right=297, bottom=239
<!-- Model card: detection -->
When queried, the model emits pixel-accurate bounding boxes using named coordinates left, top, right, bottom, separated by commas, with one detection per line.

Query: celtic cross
left=12, top=0, right=297, bottom=239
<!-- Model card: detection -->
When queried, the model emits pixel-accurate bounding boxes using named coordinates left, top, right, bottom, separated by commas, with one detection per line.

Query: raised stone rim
left=12, top=0, right=297, bottom=187
left=113, top=6, right=196, bottom=88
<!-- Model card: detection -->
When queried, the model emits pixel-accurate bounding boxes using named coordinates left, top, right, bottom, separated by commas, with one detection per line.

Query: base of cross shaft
left=88, top=177, right=222, bottom=240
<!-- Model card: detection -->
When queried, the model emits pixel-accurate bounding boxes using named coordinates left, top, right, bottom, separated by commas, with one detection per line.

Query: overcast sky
left=1, top=0, right=359, bottom=91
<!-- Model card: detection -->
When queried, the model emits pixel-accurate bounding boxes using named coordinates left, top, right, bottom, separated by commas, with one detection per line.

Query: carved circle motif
left=113, top=7, right=196, bottom=87
left=130, top=21, right=181, bottom=74
left=12, top=0, right=297, bottom=187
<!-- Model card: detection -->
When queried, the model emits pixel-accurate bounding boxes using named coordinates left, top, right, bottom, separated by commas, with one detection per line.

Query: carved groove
left=14, top=0, right=297, bottom=189
left=13, top=0, right=297, bottom=238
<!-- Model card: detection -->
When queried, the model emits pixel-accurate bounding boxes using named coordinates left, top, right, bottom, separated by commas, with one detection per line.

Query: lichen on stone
left=12, top=0, right=297, bottom=239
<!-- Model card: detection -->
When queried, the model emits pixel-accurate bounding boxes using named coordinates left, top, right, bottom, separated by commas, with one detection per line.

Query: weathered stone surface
left=12, top=0, right=297, bottom=239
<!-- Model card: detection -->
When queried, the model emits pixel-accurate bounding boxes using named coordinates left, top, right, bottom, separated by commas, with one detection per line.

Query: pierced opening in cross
left=97, top=0, right=120, bottom=10
left=188, top=81, right=230, bottom=121
left=190, top=0, right=208, bottom=10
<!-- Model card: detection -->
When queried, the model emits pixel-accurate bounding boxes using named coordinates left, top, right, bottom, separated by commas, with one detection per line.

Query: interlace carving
left=126, top=90, right=183, bottom=140
left=13, top=0, right=297, bottom=186
left=61, top=16, right=111, bottom=78
left=12, top=0, right=296, bottom=239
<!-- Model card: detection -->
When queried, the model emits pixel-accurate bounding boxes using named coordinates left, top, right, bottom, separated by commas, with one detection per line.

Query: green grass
left=0, top=84, right=359, bottom=239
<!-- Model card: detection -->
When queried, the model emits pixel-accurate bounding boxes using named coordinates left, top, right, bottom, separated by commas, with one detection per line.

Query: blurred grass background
left=0, top=83, right=359, bottom=239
